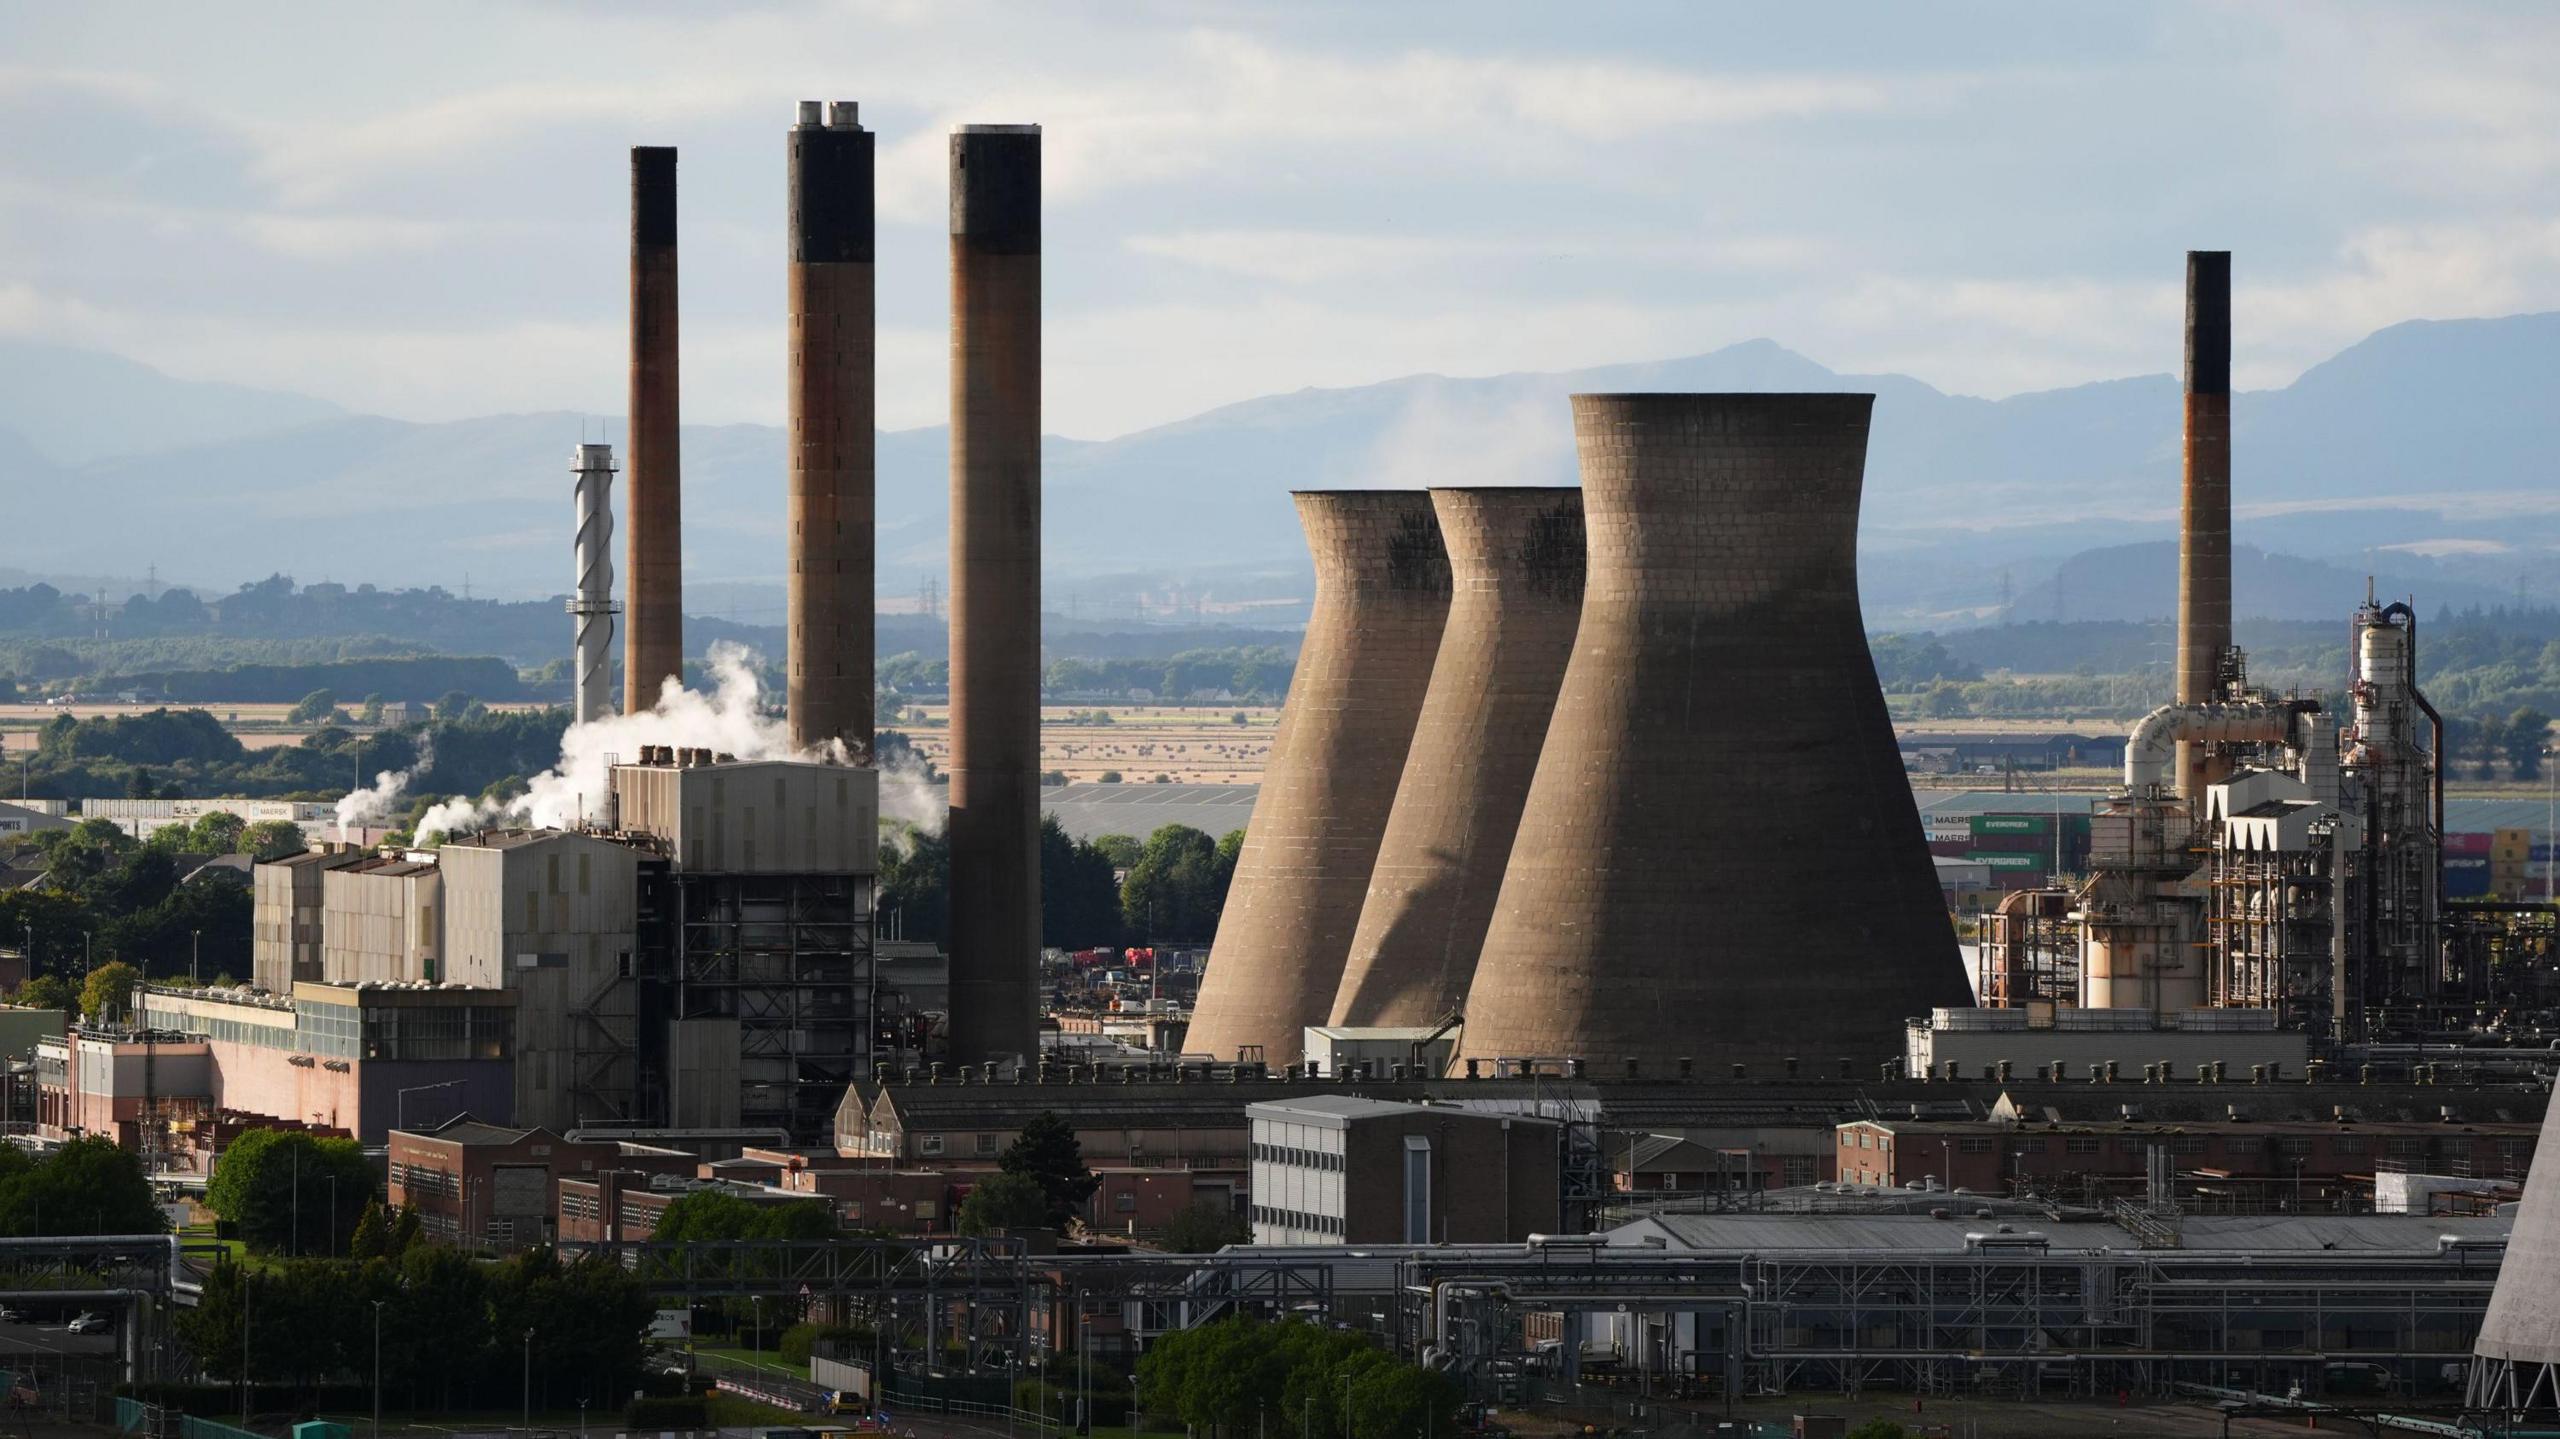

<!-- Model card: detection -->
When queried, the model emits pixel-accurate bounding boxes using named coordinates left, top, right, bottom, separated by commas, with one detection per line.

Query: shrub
left=625, top=1395, right=709, bottom=1428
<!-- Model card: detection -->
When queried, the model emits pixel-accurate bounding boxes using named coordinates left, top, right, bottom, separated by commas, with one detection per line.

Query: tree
left=877, top=826, right=950, bottom=944
left=2505, top=707, right=2553, bottom=779
left=1093, top=834, right=1143, bottom=868
left=287, top=689, right=338, bottom=724
left=359, top=694, right=386, bottom=725
left=348, top=1198, right=389, bottom=1260
left=957, top=1172, right=1053, bottom=1235
left=79, top=960, right=139, bottom=1024
left=433, top=689, right=475, bottom=721
left=241, top=819, right=307, bottom=861
left=999, top=1111, right=1098, bottom=1231
left=0, top=1135, right=164, bottom=1236
left=653, top=1188, right=834, bottom=1243
left=1845, top=1423, right=1910, bottom=1439
left=1041, top=814, right=1122, bottom=949
left=1921, top=682, right=1970, bottom=718
left=11, top=975, right=74, bottom=1013
left=387, top=1202, right=423, bottom=1257
left=187, top=809, right=248, bottom=854
left=204, top=1127, right=377, bottom=1254
left=1121, top=824, right=1229, bottom=941
left=1162, top=1199, right=1249, bottom=1253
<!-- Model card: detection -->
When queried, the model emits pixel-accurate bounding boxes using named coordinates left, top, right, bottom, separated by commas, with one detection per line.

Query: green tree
left=433, top=689, right=474, bottom=721
left=79, top=960, right=139, bottom=1023
left=878, top=826, right=950, bottom=944
left=287, top=689, right=338, bottom=724
left=387, top=1202, right=423, bottom=1257
left=2505, top=707, right=2553, bottom=779
left=1921, top=681, right=1970, bottom=718
left=1845, top=1423, right=1910, bottom=1439
left=1162, top=1199, right=1249, bottom=1252
left=187, top=809, right=248, bottom=854
left=0, top=1135, right=164, bottom=1235
left=1121, top=824, right=1224, bottom=941
left=240, top=819, right=307, bottom=860
left=10, top=975, right=74, bottom=1013
left=1093, top=834, right=1143, bottom=869
left=204, top=1127, right=377, bottom=1254
left=359, top=693, right=386, bottom=725
left=999, top=1112, right=1098, bottom=1231
left=653, top=1188, right=834, bottom=1242
left=348, top=1198, right=389, bottom=1260
left=957, top=1171, right=1053, bottom=1235
left=1041, top=814, right=1123, bottom=949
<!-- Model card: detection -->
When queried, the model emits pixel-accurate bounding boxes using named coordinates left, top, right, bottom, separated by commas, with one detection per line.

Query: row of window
left=1251, top=1141, right=1342, bottom=1172
left=1250, top=1203, right=1342, bottom=1235
left=913, top=1133, right=1001, bottom=1157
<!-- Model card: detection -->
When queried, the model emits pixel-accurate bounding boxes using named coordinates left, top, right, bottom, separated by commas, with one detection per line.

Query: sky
left=3, top=1, right=2559, bottom=440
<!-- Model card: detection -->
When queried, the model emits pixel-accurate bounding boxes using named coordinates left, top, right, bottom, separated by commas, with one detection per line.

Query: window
left=1114, top=1191, right=1137, bottom=1213
left=976, top=1133, right=998, bottom=1156
left=2064, top=1137, right=2103, bottom=1155
left=919, top=1135, right=945, bottom=1156
left=2330, top=1136, right=2367, bottom=1156
left=2274, top=1138, right=2313, bottom=1158
left=1958, top=1138, right=1994, bottom=1154
left=2017, top=1138, right=2047, bottom=1154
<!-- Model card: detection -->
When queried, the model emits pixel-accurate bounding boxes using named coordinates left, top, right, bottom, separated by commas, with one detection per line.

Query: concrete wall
left=439, top=833, right=639, bottom=1130
left=1190, top=492, right=1451, bottom=1066
left=1460, top=394, right=1969, bottom=1073
left=319, top=863, right=441, bottom=984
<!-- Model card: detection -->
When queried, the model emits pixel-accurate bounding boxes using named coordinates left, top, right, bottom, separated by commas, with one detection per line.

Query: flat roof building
left=1246, top=1094, right=1558, bottom=1246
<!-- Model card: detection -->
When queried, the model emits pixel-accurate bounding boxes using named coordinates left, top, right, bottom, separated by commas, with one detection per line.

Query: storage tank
left=1457, top=394, right=1968, bottom=1073
left=1329, top=486, right=1583, bottom=1032
left=1186, top=491, right=1451, bottom=1066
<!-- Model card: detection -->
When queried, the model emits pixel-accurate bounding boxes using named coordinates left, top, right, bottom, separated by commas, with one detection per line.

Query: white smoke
left=1363, top=384, right=1576, bottom=491
left=416, top=641, right=842, bottom=839
left=336, top=736, right=435, bottom=841
left=876, top=745, right=947, bottom=855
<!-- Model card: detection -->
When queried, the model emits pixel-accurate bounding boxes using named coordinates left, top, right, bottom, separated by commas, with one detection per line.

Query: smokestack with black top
left=2176, top=250, right=2232, bottom=801
left=944, top=123, right=1041, bottom=1064
left=787, top=100, right=876, bottom=758
left=625, top=147, right=683, bottom=714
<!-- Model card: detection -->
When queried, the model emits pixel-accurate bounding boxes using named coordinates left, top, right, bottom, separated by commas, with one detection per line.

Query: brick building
left=386, top=1115, right=693, bottom=1250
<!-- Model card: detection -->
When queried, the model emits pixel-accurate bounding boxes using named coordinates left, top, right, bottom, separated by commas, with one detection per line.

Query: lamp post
left=522, top=1328, right=534, bottom=1433
left=191, top=930, right=200, bottom=986
left=1341, top=1373, right=1353, bottom=1439
left=372, top=1298, right=385, bottom=1439
left=752, top=1295, right=764, bottom=1356
left=241, top=1267, right=252, bottom=1424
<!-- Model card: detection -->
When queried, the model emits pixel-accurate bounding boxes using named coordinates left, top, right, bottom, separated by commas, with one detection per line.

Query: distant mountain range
left=6, top=311, right=2556, bottom=631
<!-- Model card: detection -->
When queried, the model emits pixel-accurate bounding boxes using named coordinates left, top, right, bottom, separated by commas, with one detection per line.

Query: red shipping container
left=2445, top=833, right=2492, bottom=857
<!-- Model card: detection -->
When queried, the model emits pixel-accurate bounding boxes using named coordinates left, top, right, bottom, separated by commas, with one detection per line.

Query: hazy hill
left=6, top=312, right=2556, bottom=628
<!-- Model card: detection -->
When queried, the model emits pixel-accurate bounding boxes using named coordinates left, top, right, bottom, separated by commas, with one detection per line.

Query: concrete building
left=252, top=847, right=365, bottom=993
left=1190, top=493, right=1450, bottom=1067
left=134, top=981, right=516, bottom=1143
left=1245, top=1095, right=1557, bottom=1245
left=84, top=797, right=334, bottom=844
left=1331, top=487, right=1582, bottom=1031
left=837, top=1083, right=1251, bottom=1212
left=1460, top=394, right=1968, bottom=1074
left=319, top=856, right=443, bottom=984
left=0, top=801, right=70, bottom=840
left=1904, top=1005, right=2312, bottom=1080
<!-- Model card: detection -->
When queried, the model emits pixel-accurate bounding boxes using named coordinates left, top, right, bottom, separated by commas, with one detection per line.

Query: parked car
left=66, top=1312, right=110, bottom=1335
left=0, top=1307, right=24, bottom=1323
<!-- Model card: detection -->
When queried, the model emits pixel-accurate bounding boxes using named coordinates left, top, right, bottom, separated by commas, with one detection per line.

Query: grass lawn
left=694, top=1342, right=812, bottom=1378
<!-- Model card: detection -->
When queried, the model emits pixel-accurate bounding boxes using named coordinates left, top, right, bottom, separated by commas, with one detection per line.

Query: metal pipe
left=568, top=444, right=620, bottom=726
left=786, top=100, right=877, bottom=758
left=624, top=147, right=682, bottom=713
left=945, top=123, right=1042, bottom=1064
left=2175, top=250, right=2233, bottom=807
left=2123, top=702, right=2293, bottom=793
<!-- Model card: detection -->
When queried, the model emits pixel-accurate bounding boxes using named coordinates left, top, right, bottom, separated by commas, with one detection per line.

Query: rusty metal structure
left=1190, top=492, right=1452, bottom=1066
left=786, top=100, right=876, bottom=758
left=2174, top=250, right=2234, bottom=804
left=944, top=124, right=1043, bottom=1064
left=1329, top=487, right=1582, bottom=1031
left=624, top=146, right=682, bottom=713
left=1456, top=394, right=1968, bottom=1074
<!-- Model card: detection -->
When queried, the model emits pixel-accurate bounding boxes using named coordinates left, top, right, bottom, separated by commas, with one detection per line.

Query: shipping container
left=1966, top=852, right=2047, bottom=871
left=1973, top=815, right=2052, bottom=836
left=2445, top=833, right=2493, bottom=857
left=2443, top=865, right=2492, bottom=900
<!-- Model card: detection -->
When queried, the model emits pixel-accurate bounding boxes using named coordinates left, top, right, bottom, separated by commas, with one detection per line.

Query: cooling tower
left=1328, top=486, right=1583, bottom=1031
left=944, top=124, right=1042, bottom=1064
left=786, top=101, right=876, bottom=757
left=1457, top=394, right=1968, bottom=1074
left=2175, top=250, right=2232, bottom=801
left=1187, top=491, right=1452, bottom=1066
left=2471, top=1084, right=2560, bottom=1411
left=624, top=146, right=682, bottom=713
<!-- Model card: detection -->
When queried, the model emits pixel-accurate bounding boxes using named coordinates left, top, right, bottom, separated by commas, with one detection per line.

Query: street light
left=752, top=1295, right=764, bottom=1355
left=372, top=1299, right=386, bottom=1439
left=191, top=930, right=200, bottom=985
left=522, top=1328, right=534, bottom=1433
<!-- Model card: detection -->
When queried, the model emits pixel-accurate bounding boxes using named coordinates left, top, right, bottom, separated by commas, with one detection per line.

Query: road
left=0, top=1320, right=116, bottom=1359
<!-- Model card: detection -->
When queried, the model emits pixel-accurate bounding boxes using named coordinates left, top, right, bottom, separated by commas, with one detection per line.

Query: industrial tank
left=1186, top=491, right=1452, bottom=1066
left=1456, top=394, right=1968, bottom=1073
left=1329, top=486, right=1584, bottom=1032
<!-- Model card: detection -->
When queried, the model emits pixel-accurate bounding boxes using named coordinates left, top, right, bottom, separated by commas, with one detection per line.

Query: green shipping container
left=1972, top=815, right=2051, bottom=835
left=1967, top=852, right=2046, bottom=870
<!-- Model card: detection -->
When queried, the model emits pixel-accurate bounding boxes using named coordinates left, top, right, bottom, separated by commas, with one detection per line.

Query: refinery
left=7, top=19, right=2560, bottom=1439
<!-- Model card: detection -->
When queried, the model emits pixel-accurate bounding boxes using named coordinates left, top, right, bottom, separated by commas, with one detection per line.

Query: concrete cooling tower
left=2471, top=1085, right=2560, bottom=1412
left=1457, top=394, right=1968, bottom=1074
left=1328, top=487, right=1584, bottom=1031
left=1187, top=491, right=1452, bottom=1067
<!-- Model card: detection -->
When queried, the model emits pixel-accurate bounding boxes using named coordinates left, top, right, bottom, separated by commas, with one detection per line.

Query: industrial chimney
left=2175, top=250, right=2232, bottom=802
left=568, top=443, right=620, bottom=725
left=786, top=100, right=877, bottom=757
left=1187, top=491, right=1452, bottom=1067
left=624, top=146, right=682, bottom=713
left=1457, top=394, right=1969, bottom=1074
left=1328, top=486, right=1582, bottom=1033
left=944, top=123, right=1042, bottom=1064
